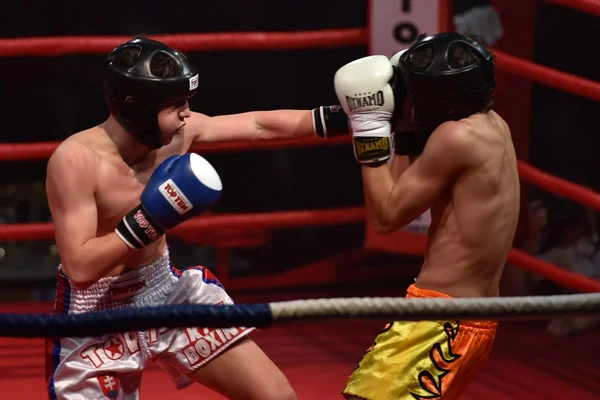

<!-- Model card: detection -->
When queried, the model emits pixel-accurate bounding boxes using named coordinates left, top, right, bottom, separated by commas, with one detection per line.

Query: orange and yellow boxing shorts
left=342, top=284, right=498, bottom=400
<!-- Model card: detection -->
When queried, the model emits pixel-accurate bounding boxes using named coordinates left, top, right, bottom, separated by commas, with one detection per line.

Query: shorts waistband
left=406, top=284, right=498, bottom=331
left=55, top=251, right=179, bottom=314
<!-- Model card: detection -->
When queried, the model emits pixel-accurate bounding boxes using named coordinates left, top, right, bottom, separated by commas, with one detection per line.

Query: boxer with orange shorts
left=334, top=32, right=518, bottom=399
left=343, top=285, right=497, bottom=399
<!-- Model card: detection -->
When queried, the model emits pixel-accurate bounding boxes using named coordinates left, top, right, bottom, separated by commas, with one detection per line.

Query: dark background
left=0, top=1, right=597, bottom=292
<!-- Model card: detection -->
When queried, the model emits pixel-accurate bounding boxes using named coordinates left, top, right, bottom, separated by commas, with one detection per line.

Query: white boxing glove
left=334, top=55, right=396, bottom=166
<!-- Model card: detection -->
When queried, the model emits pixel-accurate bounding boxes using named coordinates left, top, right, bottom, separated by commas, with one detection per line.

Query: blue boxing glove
left=115, top=153, right=222, bottom=249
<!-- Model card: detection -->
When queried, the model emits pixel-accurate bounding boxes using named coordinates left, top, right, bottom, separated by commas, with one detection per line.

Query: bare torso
left=415, top=111, right=520, bottom=297
left=49, top=109, right=312, bottom=284
left=64, top=126, right=194, bottom=276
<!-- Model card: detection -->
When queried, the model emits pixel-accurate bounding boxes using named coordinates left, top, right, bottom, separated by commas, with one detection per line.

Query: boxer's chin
left=161, top=131, right=180, bottom=146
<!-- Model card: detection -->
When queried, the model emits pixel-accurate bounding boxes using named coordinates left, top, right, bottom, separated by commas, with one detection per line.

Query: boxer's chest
left=94, top=159, right=155, bottom=232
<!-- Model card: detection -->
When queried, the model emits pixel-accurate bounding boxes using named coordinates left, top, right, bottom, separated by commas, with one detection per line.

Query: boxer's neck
left=103, top=116, right=153, bottom=165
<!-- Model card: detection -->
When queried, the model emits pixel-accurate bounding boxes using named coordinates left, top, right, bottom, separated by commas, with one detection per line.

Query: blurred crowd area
left=506, top=194, right=600, bottom=336
left=0, top=0, right=598, bottom=330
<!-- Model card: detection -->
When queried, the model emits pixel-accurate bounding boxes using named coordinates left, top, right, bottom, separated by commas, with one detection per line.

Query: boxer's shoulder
left=46, top=140, right=99, bottom=199
left=455, top=112, right=510, bottom=155
left=49, top=139, right=97, bottom=170
left=422, top=120, right=486, bottom=170
left=51, top=126, right=123, bottom=167
left=427, top=120, right=471, bottom=152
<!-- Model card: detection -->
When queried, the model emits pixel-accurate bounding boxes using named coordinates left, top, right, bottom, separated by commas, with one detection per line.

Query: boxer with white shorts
left=45, top=36, right=350, bottom=399
left=47, top=252, right=252, bottom=399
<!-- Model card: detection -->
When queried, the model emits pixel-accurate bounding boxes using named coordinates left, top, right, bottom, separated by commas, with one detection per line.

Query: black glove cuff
left=115, top=205, right=164, bottom=249
left=312, top=105, right=349, bottom=138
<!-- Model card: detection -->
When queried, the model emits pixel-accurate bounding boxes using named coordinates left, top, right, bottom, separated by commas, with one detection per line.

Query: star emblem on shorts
left=103, top=336, right=124, bottom=360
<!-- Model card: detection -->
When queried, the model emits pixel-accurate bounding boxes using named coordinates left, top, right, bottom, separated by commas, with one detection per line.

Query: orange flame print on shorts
left=410, top=321, right=462, bottom=399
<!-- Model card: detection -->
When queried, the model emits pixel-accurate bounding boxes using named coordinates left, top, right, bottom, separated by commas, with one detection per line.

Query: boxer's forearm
left=193, top=110, right=316, bottom=143
left=361, top=165, right=396, bottom=233
left=60, top=233, right=135, bottom=289
left=254, top=110, right=315, bottom=139
left=362, top=161, right=435, bottom=233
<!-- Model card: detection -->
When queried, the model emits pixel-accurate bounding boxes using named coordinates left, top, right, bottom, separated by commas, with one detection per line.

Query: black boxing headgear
left=103, top=37, right=199, bottom=149
left=397, top=32, right=495, bottom=136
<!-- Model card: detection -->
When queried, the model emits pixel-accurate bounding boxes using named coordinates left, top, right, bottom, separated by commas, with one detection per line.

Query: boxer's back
left=416, top=111, right=520, bottom=297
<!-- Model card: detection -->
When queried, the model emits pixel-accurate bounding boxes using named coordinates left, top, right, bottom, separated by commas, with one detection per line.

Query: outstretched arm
left=195, top=110, right=313, bottom=142
left=186, top=106, right=349, bottom=143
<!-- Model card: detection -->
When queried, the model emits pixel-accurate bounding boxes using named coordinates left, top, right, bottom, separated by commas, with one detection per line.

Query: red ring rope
left=0, top=136, right=352, bottom=162
left=0, top=29, right=367, bottom=57
left=494, top=49, right=600, bottom=102
left=0, top=207, right=366, bottom=241
left=508, top=249, right=600, bottom=293
left=2, top=139, right=599, bottom=215
left=3, top=216, right=599, bottom=293
left=1, top=30, right=598, bottom=103
left=542, top=0, right=600, bottom=16
left=518, top=161, right=600, bottom=210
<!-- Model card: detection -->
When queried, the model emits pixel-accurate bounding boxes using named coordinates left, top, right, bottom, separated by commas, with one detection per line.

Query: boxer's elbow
left=371, top=219, right=398, bottom=234
left=63, top=268, right=96, bottom=290
left=369, top=210, right=400, bottom=234
left=255, top=115, right=276, bottom=140
left=60, top=258, right=97, bottom=290
left=70, top=277, right=96, bottom=291
left=372, top=222, right=395, bottom=234
left=372, top=204, right=414, bottom=233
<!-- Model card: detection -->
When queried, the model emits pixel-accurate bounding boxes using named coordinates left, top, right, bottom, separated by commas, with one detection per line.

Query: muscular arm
left=187, top=110, right=315, bottom=143
left=390, top=155, right=410, bottom=180
left=364, top=155, right=409, bottom=227
left=363, top=123, right=472, bottom=233
left=46, top=143, right=135, bottom=288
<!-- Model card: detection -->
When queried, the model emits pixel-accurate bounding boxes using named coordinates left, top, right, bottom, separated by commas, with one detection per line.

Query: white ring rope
left=269, top=293, right=600, bottom=321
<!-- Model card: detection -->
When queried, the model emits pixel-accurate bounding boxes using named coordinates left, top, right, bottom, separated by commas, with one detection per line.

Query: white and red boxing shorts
left=45, top=250, right=254, bottom=399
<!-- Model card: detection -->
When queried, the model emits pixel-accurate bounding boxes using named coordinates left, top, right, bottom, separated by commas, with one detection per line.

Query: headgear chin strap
left=103, top=37, right=199, bottom=149
left=397, top=32, right=496, bottom=137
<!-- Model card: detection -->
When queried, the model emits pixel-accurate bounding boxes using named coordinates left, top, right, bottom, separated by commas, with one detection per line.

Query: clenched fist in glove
left=115, top=153, right=222, bottom=249
left=334, top=55, right=403, bottom=166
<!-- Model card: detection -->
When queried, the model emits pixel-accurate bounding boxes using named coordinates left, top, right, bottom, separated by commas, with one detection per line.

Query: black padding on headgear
left=103, top=37, right=199, bottom=149
left=397, top=32, right=495, bottom=136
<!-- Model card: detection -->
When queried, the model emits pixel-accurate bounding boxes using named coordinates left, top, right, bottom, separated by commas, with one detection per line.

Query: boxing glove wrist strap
left=312, top=105, right=349, bottom=138
left=353, top=135, right=392, bottom=166
left=115, top=205, right=165, bottom=249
